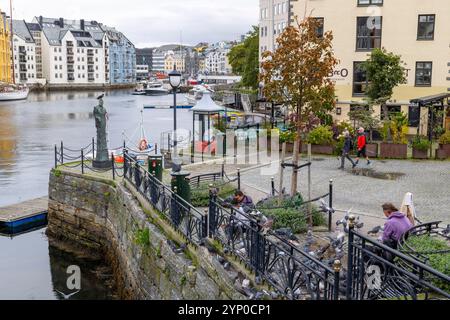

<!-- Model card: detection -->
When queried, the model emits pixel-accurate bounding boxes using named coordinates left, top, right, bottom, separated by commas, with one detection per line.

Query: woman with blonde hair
left=400, top=192, right=416, bottom=226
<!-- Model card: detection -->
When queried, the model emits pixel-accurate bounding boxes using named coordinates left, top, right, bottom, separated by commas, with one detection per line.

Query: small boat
left=132, top=81, right=148, bottom=95
left=144, top=81, right=169, bottom=96
left=0, top=84, right=29, bottom=101
left=185, top=84, right=213, bottom=104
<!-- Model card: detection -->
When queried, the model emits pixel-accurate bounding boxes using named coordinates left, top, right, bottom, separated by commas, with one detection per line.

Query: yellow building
left=164, top=53, right=185, bottom=73
left=291, top=0, right=450, bottom=135
left=0, top=10, right=12, bottom=83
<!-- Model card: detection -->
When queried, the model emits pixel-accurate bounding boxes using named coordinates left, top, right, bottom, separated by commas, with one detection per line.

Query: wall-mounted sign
left=328, top=68, right=349, bottom=81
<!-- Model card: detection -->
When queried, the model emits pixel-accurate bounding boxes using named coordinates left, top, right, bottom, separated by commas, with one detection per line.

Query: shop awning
left=410, top=93, right=450, bottom=106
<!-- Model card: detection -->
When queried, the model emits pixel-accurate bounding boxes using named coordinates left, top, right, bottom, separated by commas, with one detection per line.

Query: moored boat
left=0, top=85, right=29, bottom=101
left=144, top=81, right=169, bottom=96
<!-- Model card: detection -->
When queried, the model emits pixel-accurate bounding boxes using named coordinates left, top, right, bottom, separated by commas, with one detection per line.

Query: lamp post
left=168, top=64, right=182, bottom=156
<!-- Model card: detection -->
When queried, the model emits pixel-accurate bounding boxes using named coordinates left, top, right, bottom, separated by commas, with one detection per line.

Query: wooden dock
left=0, top=197, right=48, bottom=228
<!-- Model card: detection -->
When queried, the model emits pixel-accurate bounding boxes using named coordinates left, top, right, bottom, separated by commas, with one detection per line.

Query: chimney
left=59, top=17, right=64, bottom=28
left=39, top=16, right=43, bottom=25
left=80, top=19, right=85, bottom=30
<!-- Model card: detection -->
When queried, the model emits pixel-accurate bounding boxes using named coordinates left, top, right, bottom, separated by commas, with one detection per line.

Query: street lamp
left=169, top=64, right=182, bottom=155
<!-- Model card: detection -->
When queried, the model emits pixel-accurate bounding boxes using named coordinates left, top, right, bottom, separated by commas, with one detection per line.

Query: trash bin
left=171, top=171, right=191, bottom=203
left=148, top=154, right=164, bottom=182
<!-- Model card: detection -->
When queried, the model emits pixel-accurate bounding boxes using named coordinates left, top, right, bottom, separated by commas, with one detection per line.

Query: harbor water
left=0, top=90, right=194, bottom=299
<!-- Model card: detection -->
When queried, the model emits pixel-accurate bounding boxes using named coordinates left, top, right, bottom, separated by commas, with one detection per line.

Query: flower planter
left=311, top=144, right=334, bottom=155
left=380, top=143, right=408, bottom=159
left=436, top=144, right=450, bottom=160
left=366, top=143, right=379, bottom=158
left=412, top=148, right=429, bottom=160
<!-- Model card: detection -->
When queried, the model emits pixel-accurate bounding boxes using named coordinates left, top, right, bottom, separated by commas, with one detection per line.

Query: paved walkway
left=239, top=156, right=450, bottom=227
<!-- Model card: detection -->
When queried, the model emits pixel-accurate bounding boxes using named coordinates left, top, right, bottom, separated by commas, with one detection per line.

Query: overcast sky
left=1, top=0, right=259, bottom=47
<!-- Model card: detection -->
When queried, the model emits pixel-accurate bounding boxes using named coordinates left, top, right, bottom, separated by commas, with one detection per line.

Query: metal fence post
left=329, top=179, right=333, bottom=231
left=346, top=215, right=356, bottom=300
left=81, top=149, right=84, bottom=174
left=208, top=185, right=216, bottom=238
left=333, top=260, right=342, bottom=300
left=60, top=141, right=64, bottom=164
left=111, top=153, right=115, bottom=180
left=237, top=168, right=241, bottom=190
left=271, top=177, right=275, bottom=196
left=54, top=145, right=58, bottom=168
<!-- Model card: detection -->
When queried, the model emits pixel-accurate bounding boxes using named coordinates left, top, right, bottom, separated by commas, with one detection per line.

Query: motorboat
left=144, top=81, right=169, bottom=96
left=185, top=84, right=213, bottom=104
left=0, top=84, right=29, bottom=101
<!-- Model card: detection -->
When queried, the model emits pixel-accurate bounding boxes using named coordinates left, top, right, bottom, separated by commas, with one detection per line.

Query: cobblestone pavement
left=239, top=156, right=450, bottom=227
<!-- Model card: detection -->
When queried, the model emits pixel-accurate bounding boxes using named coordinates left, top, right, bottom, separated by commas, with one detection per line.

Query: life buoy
left=139, top=138, right=148, bottom=151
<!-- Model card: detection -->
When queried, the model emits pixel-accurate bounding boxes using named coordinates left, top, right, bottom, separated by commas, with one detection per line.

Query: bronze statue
left=93, top=94, right=111, bottom=168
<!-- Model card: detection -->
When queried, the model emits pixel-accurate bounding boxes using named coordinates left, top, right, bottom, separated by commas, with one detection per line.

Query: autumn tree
left=228, top=26, right=259, bottom=89
left=260, top=17, right=338, bottom=195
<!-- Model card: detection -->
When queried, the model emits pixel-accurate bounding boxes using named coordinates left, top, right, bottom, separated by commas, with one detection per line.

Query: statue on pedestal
left=93, top=94, right=111, bottom=168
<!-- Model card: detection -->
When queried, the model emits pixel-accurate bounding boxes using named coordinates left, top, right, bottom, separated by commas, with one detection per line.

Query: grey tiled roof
left=12, top=20, right=34, bottom=43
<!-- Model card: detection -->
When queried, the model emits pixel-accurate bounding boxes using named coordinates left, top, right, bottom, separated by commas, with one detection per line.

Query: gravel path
left=239, top=156, right=450, bottom=226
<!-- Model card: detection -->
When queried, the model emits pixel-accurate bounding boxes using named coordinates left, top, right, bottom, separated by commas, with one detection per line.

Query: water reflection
left=0, top=90, right=192, bottom=207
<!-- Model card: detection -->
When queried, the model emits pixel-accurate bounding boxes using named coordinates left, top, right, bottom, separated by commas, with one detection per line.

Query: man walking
left=339, top=130, right=356, bottom=169
left=355, top=127, right=371, bottom=166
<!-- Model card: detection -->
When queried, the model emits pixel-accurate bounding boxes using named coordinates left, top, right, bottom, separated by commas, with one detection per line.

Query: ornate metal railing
left=123, top=151, right=207, bottom=245
left=346, top=218, right=450, bottom=300
left=208, top=191, right=342, bottom=300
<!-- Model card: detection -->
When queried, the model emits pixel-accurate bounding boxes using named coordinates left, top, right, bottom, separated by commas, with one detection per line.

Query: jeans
left=340, top=152, right=355, bottom=168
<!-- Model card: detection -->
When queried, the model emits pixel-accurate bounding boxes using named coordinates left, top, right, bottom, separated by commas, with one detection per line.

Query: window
left=353, top=62, right=369, bottom=96
left=380, top=105, right=401, bottom=120
left=408, top=105, right=421, bottom=127
left=357, top=0, right=383, bottom=5
left=417, top=15, right=435, bottom=40
left=313, top=18, right=324, bottom=37
left=415, top=62, right=432, bottom=86
left=356, top=16, right=382, bottom=50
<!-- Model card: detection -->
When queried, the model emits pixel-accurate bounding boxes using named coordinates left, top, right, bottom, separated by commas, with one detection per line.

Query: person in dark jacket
left=339, top=130, right=356, bottom=169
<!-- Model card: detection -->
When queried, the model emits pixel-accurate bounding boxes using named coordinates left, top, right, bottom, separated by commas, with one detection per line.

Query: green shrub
left=410, top=136, right=431, bottom=151
left=257, top=195, right=326, bottom=233
left=279, top=130, right=298, bottom=144
left=307, top=126, right=334, bottom=146
left=439, top=131, right=450, bottom=145
left=191, top=181, right=236, bottom=207
left=134, top=227, right=150, bottom=248
left=404, top=235, right=450, bottom=293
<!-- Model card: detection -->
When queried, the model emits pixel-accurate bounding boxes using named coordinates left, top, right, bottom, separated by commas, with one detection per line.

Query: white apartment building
left=259, top=0, right=291, bottom=59
left=152, top=50, right=166, bottom=73
left=34, top=17, right=106, bottom=85
left=11, top=20, right=38, bottom=84
left=204, top=49, right=231, bottom=75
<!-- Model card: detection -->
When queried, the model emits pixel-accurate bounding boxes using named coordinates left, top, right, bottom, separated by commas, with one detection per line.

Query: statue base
left=93, top=160, right=112, bottom=169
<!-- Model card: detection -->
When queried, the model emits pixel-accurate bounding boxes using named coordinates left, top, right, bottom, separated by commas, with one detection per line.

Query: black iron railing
left=208, top=191, right=342, bottom=300
left=346, top=218, right=450, bottom=300
left=123, top=151, right=207, bottom=245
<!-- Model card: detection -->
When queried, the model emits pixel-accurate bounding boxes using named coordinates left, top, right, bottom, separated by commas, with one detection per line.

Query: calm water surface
left=0, top=90, right=193, bottom=207
left=0, top=90, right=193, bottom=299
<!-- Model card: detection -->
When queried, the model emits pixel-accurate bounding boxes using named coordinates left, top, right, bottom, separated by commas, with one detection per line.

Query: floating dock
left=0, top=197, right=48, bottom=232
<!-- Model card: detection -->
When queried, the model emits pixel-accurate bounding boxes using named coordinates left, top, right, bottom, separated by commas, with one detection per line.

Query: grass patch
left=191, top=181, right=236, bottom=207
left=404, top=235, right=450, bottom=293
left=134, top=227, right=150, bottom=248
left=257, top=195, right=326, bottom=233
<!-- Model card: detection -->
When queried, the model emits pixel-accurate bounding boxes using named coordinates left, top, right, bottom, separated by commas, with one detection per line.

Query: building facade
left=11, top=20, right=38, bottom=84
left=204, top=48, right=232, bottom=75
left=136, top=64, right=149, bottom=81
left=291, top=0, right=450, bottom=135
left=136, top=48, right=153, bottom=71
left=152, top=50, right=165, bottom=73
left=0, top=10, right=12, bottom=83
left=164, top=52, right=185, bottom=73
left=259, top=0, right=291, bottom=59
left=26, top=23, right=43, bottom=81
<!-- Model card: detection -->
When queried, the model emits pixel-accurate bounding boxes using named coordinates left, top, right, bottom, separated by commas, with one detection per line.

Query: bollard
left=333, top=260, right=342, bottom=300
left=329, top=179, right=333, bottom=232
left=237, top=168, right=241, bottom=190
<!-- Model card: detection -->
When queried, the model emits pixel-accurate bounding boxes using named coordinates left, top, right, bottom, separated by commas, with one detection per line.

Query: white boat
left=144, top=81, right=169, bottom=96
left=185, top=84, right=213, bottom=104
left=0, top=85, right=29, bottom=101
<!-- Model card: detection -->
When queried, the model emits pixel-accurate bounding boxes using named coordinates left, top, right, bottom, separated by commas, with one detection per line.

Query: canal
left=0, top=90, right=194, bottom=299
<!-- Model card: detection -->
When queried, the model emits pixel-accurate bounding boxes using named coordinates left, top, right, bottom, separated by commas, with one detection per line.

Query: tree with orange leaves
left=260, top=17, right=338, bottom=195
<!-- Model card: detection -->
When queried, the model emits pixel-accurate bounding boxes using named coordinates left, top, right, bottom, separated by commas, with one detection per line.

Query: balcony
left=87, top=50, right=94, bottom=56
left=67, top=48, right=74, bottom=55
left=67, top=57, right=75, bottom=64
left=88, top=67, right=95, bottom=73
left=66, top=41, right=74, bottom=47
left=67, top=67, right=75, bottom=73
left=67, top=73, right=75, bottom=81
left=87, top=58, right=94, bottom=65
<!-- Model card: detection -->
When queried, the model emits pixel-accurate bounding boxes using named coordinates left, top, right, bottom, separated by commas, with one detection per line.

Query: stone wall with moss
left=48, top=169, right=247, bottom=300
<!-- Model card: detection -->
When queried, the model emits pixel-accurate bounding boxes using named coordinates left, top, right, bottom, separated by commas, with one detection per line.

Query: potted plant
left=380, top=112, right=408, bottom=159
left=306, top=125, right=334, bottom=155
left=411, top=135, right=431, bottom=159
left=279, top=130, right=298, bottom=152
left=436, top=131, right=450, bottom=160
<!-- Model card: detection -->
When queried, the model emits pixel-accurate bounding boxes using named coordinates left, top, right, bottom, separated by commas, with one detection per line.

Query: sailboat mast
left=9, top=0, right=15, bottom=84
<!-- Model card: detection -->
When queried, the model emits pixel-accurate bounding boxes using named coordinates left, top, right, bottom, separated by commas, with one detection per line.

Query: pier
left=0, top=197, right=48, bottom=231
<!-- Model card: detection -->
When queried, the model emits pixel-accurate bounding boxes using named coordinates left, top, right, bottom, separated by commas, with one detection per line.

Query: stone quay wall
left=47, top=169, right=247, bottom=300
